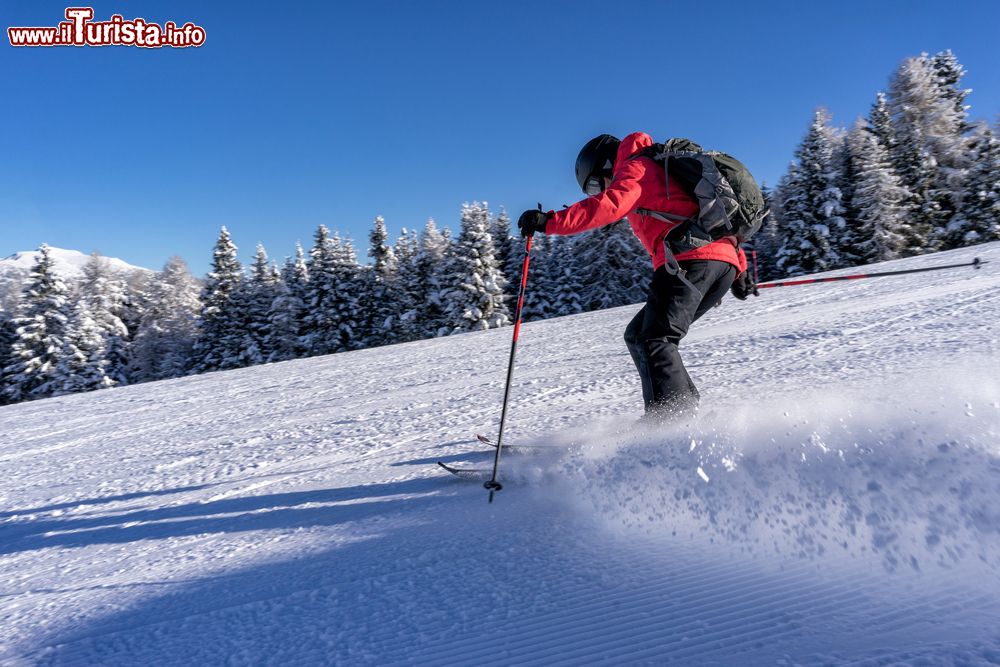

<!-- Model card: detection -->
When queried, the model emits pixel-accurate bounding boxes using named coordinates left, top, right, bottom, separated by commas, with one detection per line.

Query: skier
left=517, top=132, right=756, bottom=420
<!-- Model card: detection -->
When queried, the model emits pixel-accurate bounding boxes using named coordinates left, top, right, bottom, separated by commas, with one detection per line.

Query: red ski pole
left=484, top=233, right=533, bottom=503
left=758, top=257, right=984, bottom=290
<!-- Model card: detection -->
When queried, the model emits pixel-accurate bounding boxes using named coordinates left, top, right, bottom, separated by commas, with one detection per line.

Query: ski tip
left=438, top=461, right=492, bottom=480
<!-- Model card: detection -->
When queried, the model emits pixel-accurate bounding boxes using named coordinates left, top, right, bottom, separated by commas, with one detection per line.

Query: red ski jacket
left=546, top=131, right=747, bottom=274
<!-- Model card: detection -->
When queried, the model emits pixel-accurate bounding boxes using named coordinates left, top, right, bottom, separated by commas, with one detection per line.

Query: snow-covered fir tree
left=846, top=119, right=910, bottom=263
left=930, top=50, right=973, bottom=135
left=266, top=244, right=309, bottom=362
left=118, top=271, right=149, bottom=362
left=868, top=92, right=896, bottom=156
left=887, top=52, right=971, bottom=252
left=78, top=252, right=131, bottom=386
left=833, top=136, right=864, bottom=267
left=749, top=183, right=782, bottom=282
left=574, top=221, right=647, bottom=311
left=131, top=256, right=202, bottom=382
left=361, top=216, right=398, bottom=347
left=490, top=208, right=515, bottom=277
left=545, top=234, right=585, bottom=318
left=948, top=123, right=1000, bottom=245
left=192, top=227, right=248, bottom=372
left=242, top=243, right=278, bottom=365
left=390, top=227, right=423, bottom=343
left=490, top=208, right=521, bottom=311
left=0, top=306, right=17, bottom=405
left=502, top=231, right=529, bottom=317
left=412, top=219, right=451, bottom=339
left=521, top=234, right=555, bottom=322
left=56, top=300, right=114, bottom=395
left=441, top=202, right=509, bottom=334
left=2, top=244, right=73, bottom=402
left=774, top=109, right=844, bottom=276
left=302, top=226, right=364, bottom=354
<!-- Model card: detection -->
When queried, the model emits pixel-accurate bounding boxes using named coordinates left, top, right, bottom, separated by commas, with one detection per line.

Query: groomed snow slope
left=2, top=243, right=999, bottom=666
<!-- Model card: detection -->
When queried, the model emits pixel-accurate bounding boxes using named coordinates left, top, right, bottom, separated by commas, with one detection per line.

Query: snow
left=1, top=243, right=999, bottom=665
left=0, top=247, right=150, bottom=279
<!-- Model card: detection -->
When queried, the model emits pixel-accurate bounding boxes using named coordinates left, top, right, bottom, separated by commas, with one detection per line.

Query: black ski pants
left=624, top=259, right=736, bottom=415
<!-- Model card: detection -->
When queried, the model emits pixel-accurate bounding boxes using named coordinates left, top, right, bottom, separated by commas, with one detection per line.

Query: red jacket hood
left=614, top=132, right=655, bottom=173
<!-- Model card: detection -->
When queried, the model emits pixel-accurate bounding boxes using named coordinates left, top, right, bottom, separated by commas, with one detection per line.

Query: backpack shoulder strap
left=628, top=143, right=666, bottom=162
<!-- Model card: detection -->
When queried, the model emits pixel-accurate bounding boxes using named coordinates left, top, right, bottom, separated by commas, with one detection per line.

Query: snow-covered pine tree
left=441, top=202, right=509, bottom=334
left=391, top=227, right=422, bottom=343
left=574, top=221, right=647, bottom=311
left=948, top=122, right=1000, bottom=245
left=749, top=183, right=782, bottom=282
left=414, top=219, right=451, bottom=339
left=930, top=50, right=973, bottom=135
left=868, top=92, right=896, bottom=156
left=56, top=300, right=113, bottom=395
left=79, top=252, right=131, bottom=386
left=332, top=235, right=365, bottom=351
left=301, top=225, right=334, bottom=355
left=846, top=119, right=910, bottom=263
left=267, top=244, right=309, bottom=362
left=302, top=226, right=364, bottom=354
left=833, top=135, right=864, bottom=268
left=361, top=216, right=398, bottom=347
left=928, top=50, right=974, bottom=249
left=774, top=109, right=844, bottom=276
left=118, top=271, right=149, bottom=365
left=887, top=53, right=971, bottom=252
left=0, top=305, right=17, bottom=405
left=490, top=208, right=521, bottom=311
left=491, top=208, right=515, bottom=276
left=545, top=234, right=585, bottom=318
left=192, top=227, right=248, bottom=372
left=131, top=256, right=202, bottom=381
left=521, top=234, right=553, bottom=322
left=2, top=244, right=73, bottom=402
left=240, top=243, right=278, bottom=365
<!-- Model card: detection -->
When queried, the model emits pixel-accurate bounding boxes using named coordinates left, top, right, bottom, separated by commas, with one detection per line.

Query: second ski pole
left=757, top=257, right=984, bottom=290
left=484, top=233, right=533, bottom=503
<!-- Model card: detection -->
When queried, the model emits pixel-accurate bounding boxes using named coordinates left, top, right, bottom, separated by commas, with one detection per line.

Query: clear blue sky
left=2, top=0, right=999, bottom=275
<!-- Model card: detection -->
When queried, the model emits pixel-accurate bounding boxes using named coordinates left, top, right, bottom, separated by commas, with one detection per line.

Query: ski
left=437, top=461, right=492, bottom=481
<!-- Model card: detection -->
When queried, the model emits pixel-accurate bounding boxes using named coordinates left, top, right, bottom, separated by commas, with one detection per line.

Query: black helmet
left=575, top=134, right=620, bottom=195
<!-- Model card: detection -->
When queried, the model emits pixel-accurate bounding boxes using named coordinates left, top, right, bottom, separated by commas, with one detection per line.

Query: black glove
left=730, top=271, right=759, bottom=300
left=517, top=209, right=550, bottom=237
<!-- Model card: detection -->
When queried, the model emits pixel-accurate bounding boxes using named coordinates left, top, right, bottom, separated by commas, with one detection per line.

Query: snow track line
left=740, top=286, right=999, bottom=382
left=410, top=571, right=984, bottom=666
left=402, top=566, right=872, bottom=664
left=633, top=588, right=980, bottom=664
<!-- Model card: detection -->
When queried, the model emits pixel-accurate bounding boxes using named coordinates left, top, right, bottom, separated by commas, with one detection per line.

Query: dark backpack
left=633, top=138, right=767, bottom=254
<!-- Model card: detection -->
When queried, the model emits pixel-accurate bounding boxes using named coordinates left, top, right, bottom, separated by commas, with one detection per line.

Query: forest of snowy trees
left=756, top=50, right=1000, bottom=280
left=0, top=204, right=646, bottom=405
left=1, top=50, right=997, bottom=406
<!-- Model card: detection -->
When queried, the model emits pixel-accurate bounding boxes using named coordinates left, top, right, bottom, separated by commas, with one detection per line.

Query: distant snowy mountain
left=0, top=247, right=151, bottom=310
left=0, top=247, right=150, bottom=279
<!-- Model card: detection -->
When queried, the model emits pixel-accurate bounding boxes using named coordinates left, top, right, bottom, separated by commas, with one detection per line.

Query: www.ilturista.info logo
left=8, top=7, right=206, bottom=48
